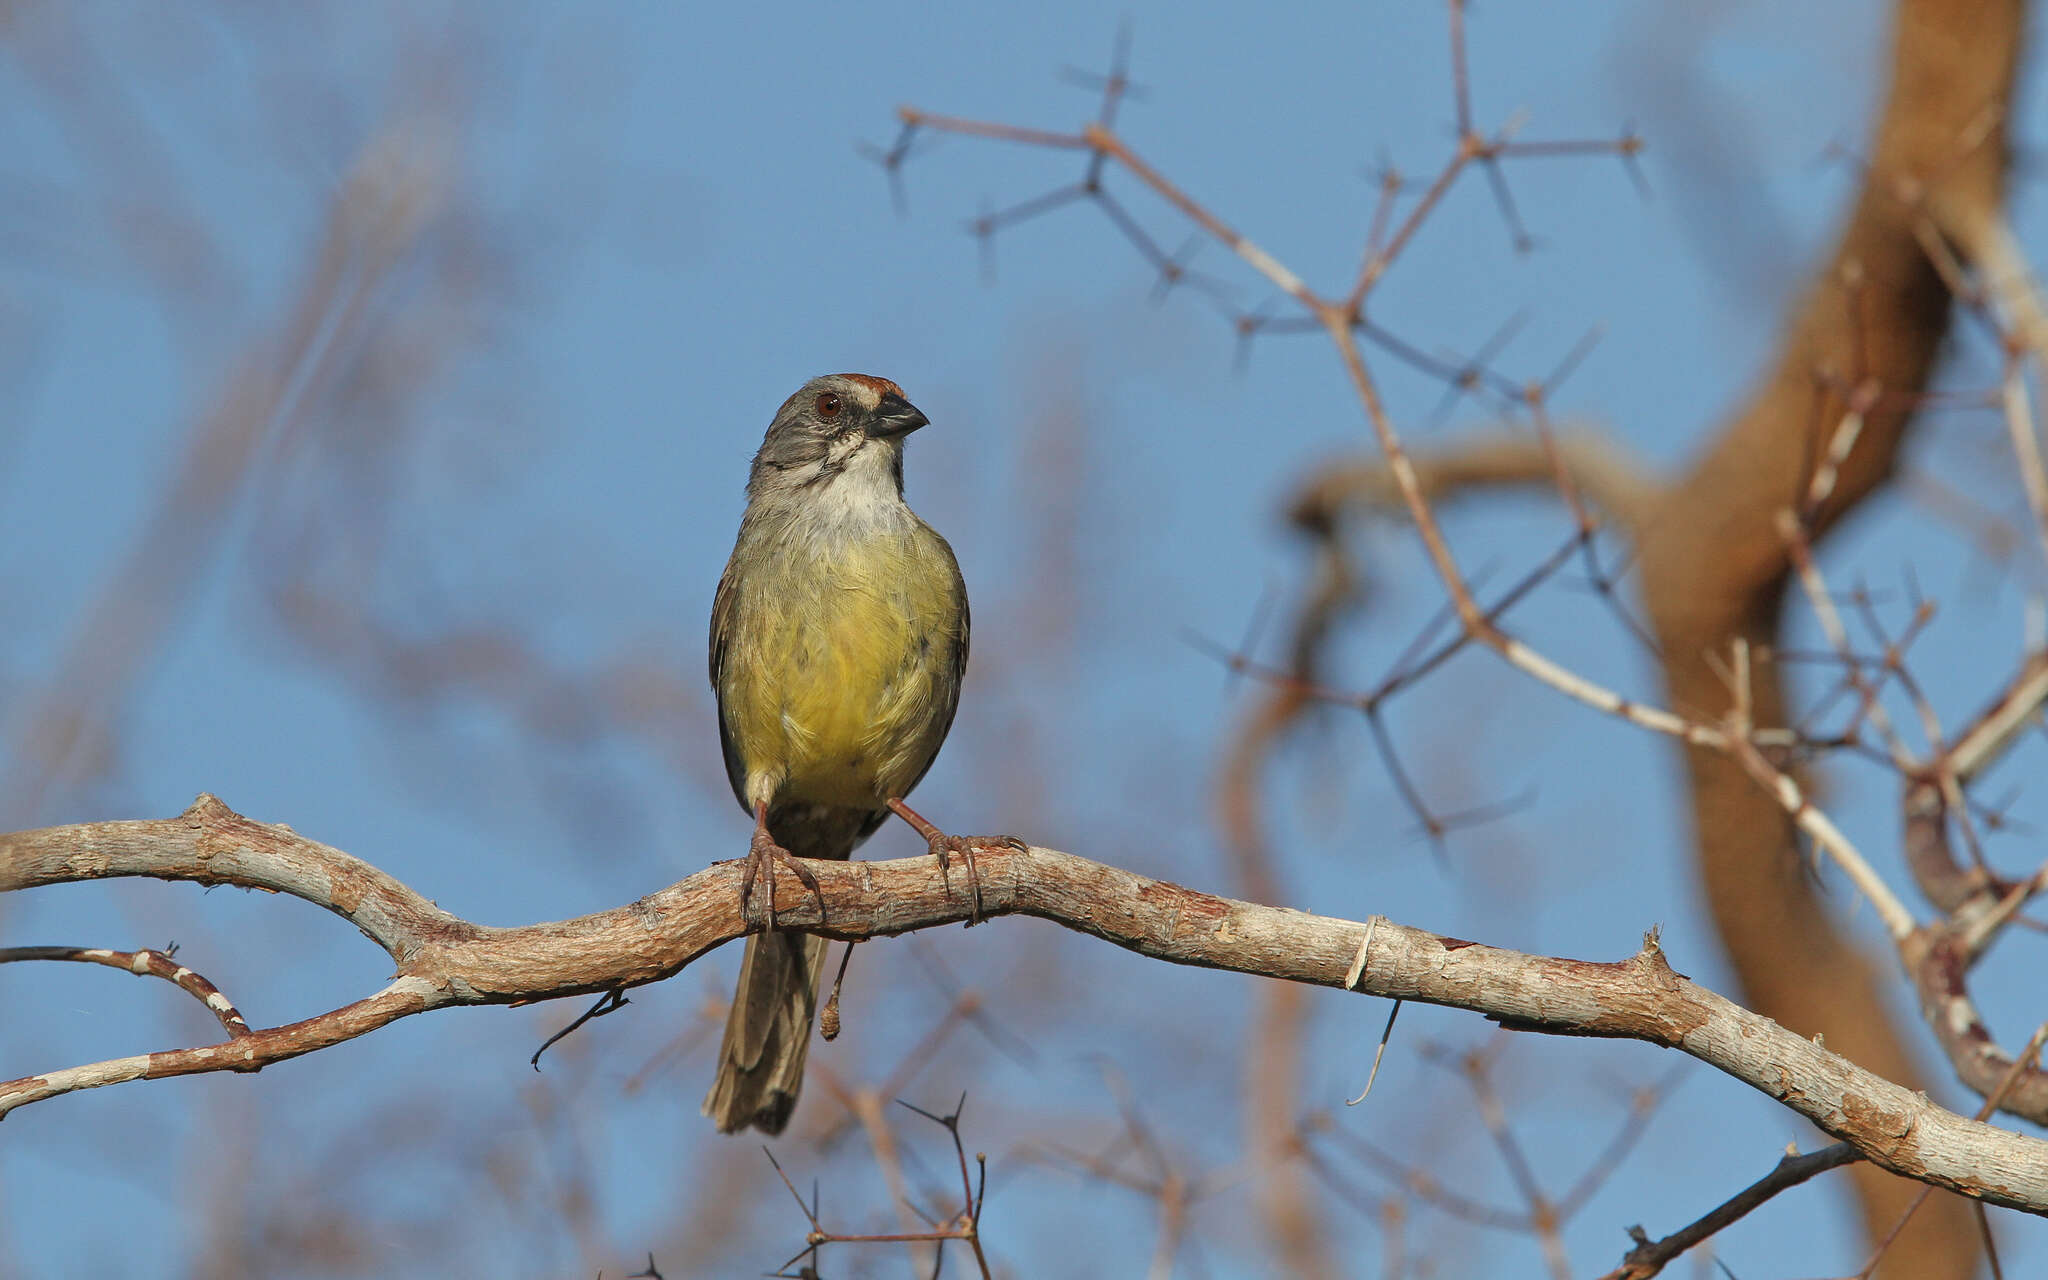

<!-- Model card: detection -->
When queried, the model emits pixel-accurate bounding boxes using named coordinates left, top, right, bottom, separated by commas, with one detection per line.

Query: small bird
left=703, top=373, right=1011, bottom=1135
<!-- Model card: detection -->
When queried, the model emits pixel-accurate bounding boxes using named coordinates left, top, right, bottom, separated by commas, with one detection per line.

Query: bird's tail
left=702, top=803, right=878, bottom=1135
left=702, top=928, right=830, bottom=1135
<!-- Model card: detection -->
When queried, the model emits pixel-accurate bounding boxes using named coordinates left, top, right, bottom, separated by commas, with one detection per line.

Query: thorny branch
left=874, top=3, right=2034, bottom=1272
left=763, top=1095, right=992, bottom=1279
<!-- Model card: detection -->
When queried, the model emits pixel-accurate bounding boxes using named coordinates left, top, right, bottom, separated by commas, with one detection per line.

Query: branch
left=1285, top=428, right=1660, bottom=544
left=1601, top=1142, right=1863, bottom=1280
left=0, top=945, right=252, bottom=1039
left=1214, top=507, right=1358, bottom=1277
left=4, top=795, right=2048, bottom=1217
left=1891, top=647, right=2048, bottom=1122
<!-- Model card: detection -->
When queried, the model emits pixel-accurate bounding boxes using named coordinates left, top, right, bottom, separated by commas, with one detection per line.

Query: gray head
left=746, top=374, right=930, bottom=506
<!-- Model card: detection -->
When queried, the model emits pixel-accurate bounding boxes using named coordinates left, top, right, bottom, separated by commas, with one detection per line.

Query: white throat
left=807, top=439, right=912, bottom=531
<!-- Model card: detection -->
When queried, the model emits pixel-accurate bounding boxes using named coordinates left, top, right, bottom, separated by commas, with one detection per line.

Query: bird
left=703, top=373, right=1014, bottom=1136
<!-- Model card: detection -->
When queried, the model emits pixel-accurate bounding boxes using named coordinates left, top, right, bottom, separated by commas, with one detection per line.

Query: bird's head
left=747, top=373, right=929, bottom=506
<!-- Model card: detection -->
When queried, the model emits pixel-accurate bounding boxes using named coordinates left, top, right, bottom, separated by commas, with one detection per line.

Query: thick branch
left=5, top=797, right=2048, bottom=1217
left=0, top=794, right=475, bottom=963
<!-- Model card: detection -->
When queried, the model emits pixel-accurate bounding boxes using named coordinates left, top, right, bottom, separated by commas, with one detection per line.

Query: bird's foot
left=886, top=798, right=1024, bottom=927
left=738, top=824, right=822, bottom=931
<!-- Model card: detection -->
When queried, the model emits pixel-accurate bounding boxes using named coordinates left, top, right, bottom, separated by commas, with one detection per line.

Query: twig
left=1602, top=1142, right=1863, bottom=1280
left=529, top=988, right=628, bottom=1070
left=0, top=944, right=251, bottom=1039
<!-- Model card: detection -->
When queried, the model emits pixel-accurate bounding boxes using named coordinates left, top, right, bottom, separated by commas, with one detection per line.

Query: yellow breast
left=717, top=517, right=964, bottom=812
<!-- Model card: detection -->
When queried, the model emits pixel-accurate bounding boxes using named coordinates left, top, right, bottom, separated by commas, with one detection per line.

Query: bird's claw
left=925, top=832, right=1025, bottom=927
left=739, top=827, right=822, bottom=931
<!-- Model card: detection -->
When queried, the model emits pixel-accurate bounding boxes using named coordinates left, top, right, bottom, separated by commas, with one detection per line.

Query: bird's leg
left=885, top=798, right=1026, bottom=926
left=739, top=802, right=822, bottom=930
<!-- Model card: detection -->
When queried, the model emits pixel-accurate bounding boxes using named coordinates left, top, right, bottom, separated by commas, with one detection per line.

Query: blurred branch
left=1631, top=4, right=2019, bottom=1269
left=1286, top=427, right=1658, bottom=543
left=0, top=113, right=455, bottom=824
left=5, top=796, right=2048, bottom=1219
left=1213, top=482, right=1359, bottom=1277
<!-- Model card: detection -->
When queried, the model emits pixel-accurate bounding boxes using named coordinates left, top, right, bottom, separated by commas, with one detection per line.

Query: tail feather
left=702, top=930, right=829, bottom=1135
left=702, top=803, right=882, bottom=1135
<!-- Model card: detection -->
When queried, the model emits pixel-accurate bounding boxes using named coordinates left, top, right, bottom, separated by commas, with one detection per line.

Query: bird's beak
left=870, top=392, right=929, bottom=439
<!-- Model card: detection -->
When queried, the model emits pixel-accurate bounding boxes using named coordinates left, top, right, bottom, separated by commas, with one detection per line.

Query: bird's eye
left=814, top=392, right=843, bottom=419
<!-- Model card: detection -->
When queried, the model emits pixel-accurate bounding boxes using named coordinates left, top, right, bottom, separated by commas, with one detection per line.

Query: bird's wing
left=954, top=551, right=970, bottom=706
left=894, top=523, right=970, bottom=802
left=708, top=550, right=750, bottom=813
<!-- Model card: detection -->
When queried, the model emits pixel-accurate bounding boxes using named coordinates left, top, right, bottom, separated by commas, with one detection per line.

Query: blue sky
left=4, top=2, right=2045, bottom=1276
